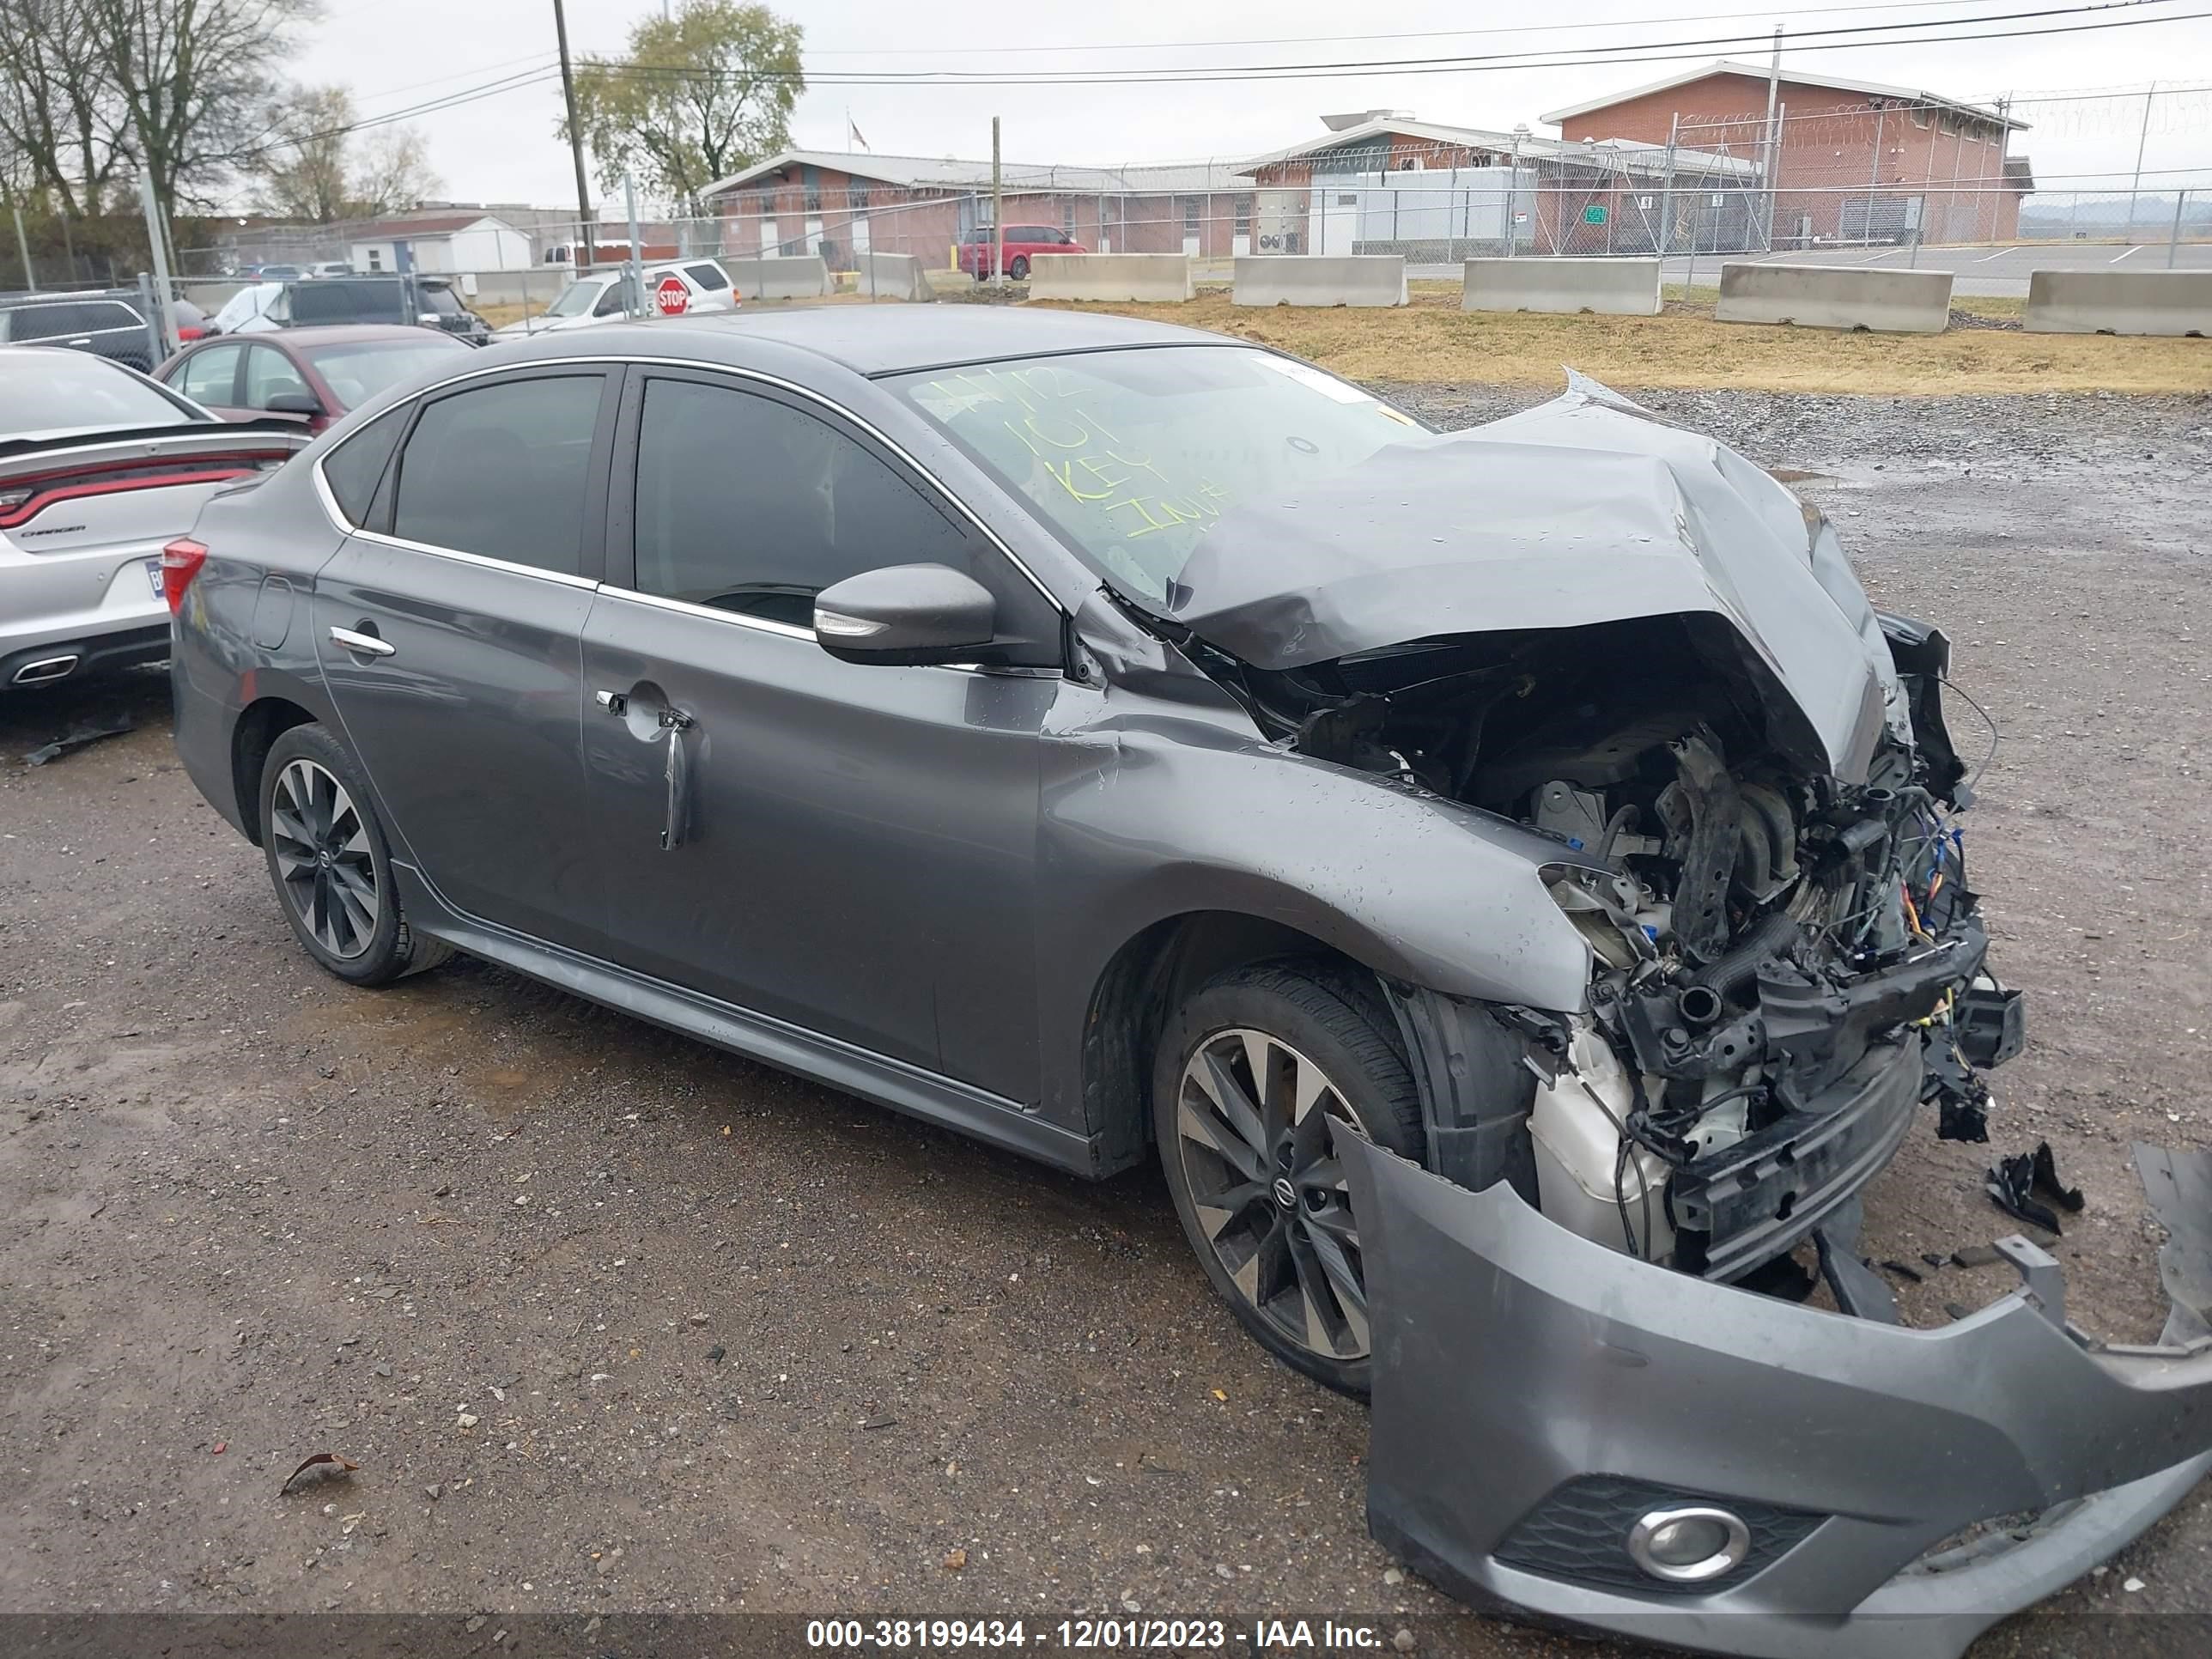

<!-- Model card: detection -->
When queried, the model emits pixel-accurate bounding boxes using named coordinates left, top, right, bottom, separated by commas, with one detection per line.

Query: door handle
left=329, top=624, right=395, bottom=658
left=660, top=708, right=694, bottom=851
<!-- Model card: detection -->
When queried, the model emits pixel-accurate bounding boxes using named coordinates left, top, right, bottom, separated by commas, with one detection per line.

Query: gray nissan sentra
left=164, top=307, right=2212, bottom=1656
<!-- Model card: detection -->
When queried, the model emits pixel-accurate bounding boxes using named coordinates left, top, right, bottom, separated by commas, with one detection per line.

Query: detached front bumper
left=1344, top=1138, right=2212, bottom=1659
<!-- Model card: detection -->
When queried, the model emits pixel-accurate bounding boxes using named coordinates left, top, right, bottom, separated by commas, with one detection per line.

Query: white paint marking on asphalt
left=1975, top=246, right=2017, bottom=262
left=2111, top=245, right=2147, bottom=263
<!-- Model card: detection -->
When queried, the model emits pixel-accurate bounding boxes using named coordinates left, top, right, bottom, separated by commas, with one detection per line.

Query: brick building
left=702, top=152, right=1255, bottom=269
left=1541, top=60, right=2033, bottom=246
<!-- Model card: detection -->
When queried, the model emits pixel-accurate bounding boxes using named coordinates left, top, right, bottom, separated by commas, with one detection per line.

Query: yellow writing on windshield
left=922, top=368, right=1237, bottom=544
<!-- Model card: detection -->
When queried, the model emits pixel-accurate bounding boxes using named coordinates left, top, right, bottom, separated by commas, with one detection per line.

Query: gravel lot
left=3, top=385, right=2209, bottom=1656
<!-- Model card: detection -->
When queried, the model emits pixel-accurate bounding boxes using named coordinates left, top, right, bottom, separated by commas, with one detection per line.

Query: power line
left=798, top=0, right=2080, bottom=58
left=601, top=1, right=2212, bottom=88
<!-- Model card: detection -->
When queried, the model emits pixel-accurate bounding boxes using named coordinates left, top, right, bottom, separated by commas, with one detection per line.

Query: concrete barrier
left=2023, top=270, right=2212, bottom=337
left=723, top=255, right=833, bottom=301
left=1462, top=257, right=1661, bottom=317
left=1027, top=253, right=1193, bottom=302
left=852, top=252, right=935, bottom=302
left=1715, top=263, right=1953, bottom=333
left=1234, top=255, right=1406, bottom=307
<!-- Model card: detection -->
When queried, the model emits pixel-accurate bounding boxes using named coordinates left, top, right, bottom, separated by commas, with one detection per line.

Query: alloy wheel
left=270, top=758, right=380, bottom=960
left=1174, top=1027, right=1370, bottom=1361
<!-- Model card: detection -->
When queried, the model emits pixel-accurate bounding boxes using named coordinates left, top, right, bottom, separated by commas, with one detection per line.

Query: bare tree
left=253, top=86, right=440, bottom=222
left=0, top=0, right=132, bottom=216
left=351, top=125, right=438, bottom=218
left=90, top=0, right=321, bottom=218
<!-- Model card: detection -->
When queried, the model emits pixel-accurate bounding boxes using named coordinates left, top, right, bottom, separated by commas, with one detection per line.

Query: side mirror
left=813, top=563, right=995, bottom=666
left=264, top=391, right=322, bottom=417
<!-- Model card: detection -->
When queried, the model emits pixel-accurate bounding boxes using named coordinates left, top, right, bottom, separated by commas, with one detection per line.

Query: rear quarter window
left=685, top=264, right=730, bottom=291
left=321, top=405, right=409, bottom=528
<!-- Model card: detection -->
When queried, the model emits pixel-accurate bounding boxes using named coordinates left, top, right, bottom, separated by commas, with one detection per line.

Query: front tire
left=1008, top=255, right=1030, bottom=281
left=258, top=723, right=451, bottom=987
left=1154, top=961, right=1425, bottom=1396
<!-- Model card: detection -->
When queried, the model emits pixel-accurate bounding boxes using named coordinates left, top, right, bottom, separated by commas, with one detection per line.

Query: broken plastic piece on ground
left=22, top=714, right=133, bottom=767
left=279, top=1451, right=359, bottom=1495
left=2033, top=1141, right=2085, bottom=1214
left=1986, top=1140, right=2085, bottom=1234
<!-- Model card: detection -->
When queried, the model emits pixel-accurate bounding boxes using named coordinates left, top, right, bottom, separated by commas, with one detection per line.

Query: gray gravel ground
left=2, top=383, right=2209, bottom=1657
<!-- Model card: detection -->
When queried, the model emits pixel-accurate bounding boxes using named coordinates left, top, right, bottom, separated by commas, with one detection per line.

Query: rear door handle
left=329, top=624, right=395, bottom=658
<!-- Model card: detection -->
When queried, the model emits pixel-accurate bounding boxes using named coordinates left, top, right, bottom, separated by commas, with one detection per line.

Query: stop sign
left=654, top=275, right=689, bottom=316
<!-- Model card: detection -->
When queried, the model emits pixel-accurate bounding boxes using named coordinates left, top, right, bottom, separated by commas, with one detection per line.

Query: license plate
left=145, top=558, right=164, bottom=599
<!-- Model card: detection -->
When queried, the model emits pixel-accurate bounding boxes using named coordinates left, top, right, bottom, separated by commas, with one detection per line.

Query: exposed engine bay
left=1189, top=605, right=2025, bottom=1283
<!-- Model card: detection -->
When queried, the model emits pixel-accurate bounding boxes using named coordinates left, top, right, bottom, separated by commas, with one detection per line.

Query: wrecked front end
left=1159, top=376, right=2210, bottom=1653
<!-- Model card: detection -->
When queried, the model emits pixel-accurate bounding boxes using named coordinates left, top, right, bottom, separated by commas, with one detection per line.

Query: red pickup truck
left=958, top=224, right=1086, bottom=281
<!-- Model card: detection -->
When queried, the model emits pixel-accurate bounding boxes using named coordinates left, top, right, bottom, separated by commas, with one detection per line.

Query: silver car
left=0, top=349, right=307, bottom=688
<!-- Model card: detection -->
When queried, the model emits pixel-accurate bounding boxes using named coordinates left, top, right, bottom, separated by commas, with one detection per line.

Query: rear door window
left=243, top=344, right=312, bottom=409
left=175, top=343, right=246, bottom=406
left=391, top=374, right=606, bottom=574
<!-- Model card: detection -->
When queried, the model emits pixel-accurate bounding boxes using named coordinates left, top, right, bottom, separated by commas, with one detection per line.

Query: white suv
left=495, top=259, right=738, bottom=336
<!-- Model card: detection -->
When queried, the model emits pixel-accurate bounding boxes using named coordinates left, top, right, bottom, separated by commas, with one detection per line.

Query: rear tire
left=258, top=723, right=452, bottom=988
left=1008, top=255, right=1030, bottom=281
left=1154, top=960, right=1425, bottom=1396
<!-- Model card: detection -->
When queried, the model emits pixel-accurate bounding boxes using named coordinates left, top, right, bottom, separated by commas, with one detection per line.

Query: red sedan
left=155, top=325, right=471, bottom=434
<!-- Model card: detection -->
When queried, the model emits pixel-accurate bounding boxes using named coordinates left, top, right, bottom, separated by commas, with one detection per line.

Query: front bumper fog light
left=1627, top=1506, right=1751, bottom=1583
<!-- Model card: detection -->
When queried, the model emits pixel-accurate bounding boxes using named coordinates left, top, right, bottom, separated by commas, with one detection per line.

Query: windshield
left=0, top=350, right=202, bottom=437
left=301, top=337, right=469, bottom=408
left=890, top=347, right=1426, bottom=607
left=543, top=278, right=607, bottom=319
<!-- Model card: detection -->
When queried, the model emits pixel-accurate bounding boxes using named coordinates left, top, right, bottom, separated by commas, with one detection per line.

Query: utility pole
left=2128, top=82, right=2156, bottom=237
left=991, top=117, right=1004, bottom=289
left=554, top=0, right=596, bottom=270
left=1760, top=26, right=1783, bottom=250
left=136, top=173, right=176, bottom=361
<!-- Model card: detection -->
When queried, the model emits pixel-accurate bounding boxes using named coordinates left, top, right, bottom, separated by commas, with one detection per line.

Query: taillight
left=161, top=538, right=208, bottom=613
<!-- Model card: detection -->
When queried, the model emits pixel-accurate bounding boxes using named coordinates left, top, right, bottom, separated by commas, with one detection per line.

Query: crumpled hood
left=1170, top=373, right=1905, bottom=783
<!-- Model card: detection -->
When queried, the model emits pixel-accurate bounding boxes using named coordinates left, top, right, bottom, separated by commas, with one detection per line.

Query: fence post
left=1504, top=131, right=1521, bottom=258
left=137, top=272, right=162, bottom=366
left=2172, top=188, right=2188, bottom=268
left=1658, top=115, right=1678, bottom=260
left=624, top=173, right=644, bottom=318
left=991, top=118, right=1004, bottom=289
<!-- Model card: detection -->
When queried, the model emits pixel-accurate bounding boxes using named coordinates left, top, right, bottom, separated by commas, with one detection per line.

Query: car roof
left=551, top=305, right=1236, bottom=378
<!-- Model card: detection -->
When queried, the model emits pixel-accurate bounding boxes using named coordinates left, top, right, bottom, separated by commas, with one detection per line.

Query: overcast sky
left=289, top=0, right=2212, bottom=211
